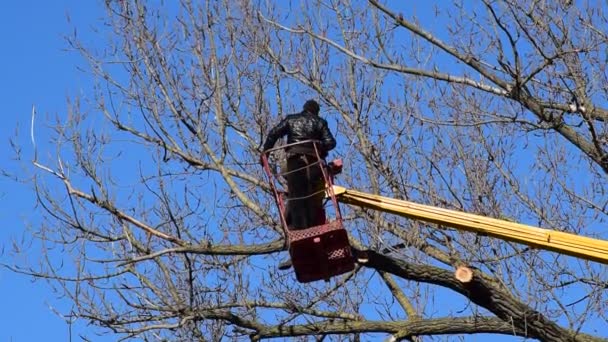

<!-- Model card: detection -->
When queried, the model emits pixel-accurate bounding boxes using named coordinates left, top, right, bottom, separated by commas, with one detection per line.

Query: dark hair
left=303, top=99, right=320, bottom=115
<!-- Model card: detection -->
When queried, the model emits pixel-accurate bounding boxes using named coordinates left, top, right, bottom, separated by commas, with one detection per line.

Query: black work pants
left=284, top=154, right=326, bottom=230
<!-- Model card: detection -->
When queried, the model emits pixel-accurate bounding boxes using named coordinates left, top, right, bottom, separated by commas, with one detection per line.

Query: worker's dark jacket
left=262, top=110, right=336, bottom=157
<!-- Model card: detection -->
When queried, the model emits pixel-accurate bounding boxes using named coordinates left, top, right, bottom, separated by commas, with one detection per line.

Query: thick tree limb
left=364, top=250, right=606, bottom=342
left=253, top=316, right=526, bottom=340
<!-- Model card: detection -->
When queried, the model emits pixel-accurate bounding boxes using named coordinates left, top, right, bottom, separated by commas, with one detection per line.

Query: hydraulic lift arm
left=331, top=185, right=608, bottom=265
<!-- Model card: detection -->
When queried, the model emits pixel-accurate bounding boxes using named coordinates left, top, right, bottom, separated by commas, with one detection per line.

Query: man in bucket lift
left=261, top=99, right=337, bottom=269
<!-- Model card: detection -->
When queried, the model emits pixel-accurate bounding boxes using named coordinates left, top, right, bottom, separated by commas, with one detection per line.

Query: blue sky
left=0, top=2, right=107, bottom=341
left=1, top=1, right=606, bottom=341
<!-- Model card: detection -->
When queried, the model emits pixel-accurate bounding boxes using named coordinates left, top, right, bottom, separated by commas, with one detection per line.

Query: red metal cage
left=261, top=140, right=354, bottom=283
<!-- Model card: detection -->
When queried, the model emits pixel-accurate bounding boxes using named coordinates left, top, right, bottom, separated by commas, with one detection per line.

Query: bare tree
left=6, top=0, right=608, bottom=341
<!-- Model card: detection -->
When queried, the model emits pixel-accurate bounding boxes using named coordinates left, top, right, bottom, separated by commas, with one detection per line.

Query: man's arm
left=319, top=118, right=336, bottom=152
left=262, top=118, right=289, bottom=152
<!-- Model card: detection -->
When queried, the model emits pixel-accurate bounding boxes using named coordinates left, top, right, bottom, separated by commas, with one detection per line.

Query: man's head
left=303, top=99, right=320, bottom=115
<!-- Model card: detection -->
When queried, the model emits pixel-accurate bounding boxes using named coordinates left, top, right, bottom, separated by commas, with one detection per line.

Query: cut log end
left=455, top=266, right=474, bottom=283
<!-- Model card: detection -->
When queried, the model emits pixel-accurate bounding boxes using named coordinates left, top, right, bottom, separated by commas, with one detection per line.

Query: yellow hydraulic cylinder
left=331, top=185, right=608, bottom=265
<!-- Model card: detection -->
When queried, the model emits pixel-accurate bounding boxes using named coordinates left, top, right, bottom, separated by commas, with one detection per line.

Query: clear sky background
left=0, top=1, right=109, bottom=341
left=0, top=1, right=606, bottom=342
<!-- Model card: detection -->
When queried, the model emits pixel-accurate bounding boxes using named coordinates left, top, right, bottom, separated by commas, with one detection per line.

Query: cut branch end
left=455, top=266, right=473, bottom=283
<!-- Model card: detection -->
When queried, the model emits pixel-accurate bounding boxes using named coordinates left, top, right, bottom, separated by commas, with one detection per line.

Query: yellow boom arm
left=331, top=185, right=608, bottom=265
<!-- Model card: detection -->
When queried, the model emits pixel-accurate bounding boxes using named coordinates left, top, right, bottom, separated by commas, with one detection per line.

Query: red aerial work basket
left=261, top=140, right=354, bottom=283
